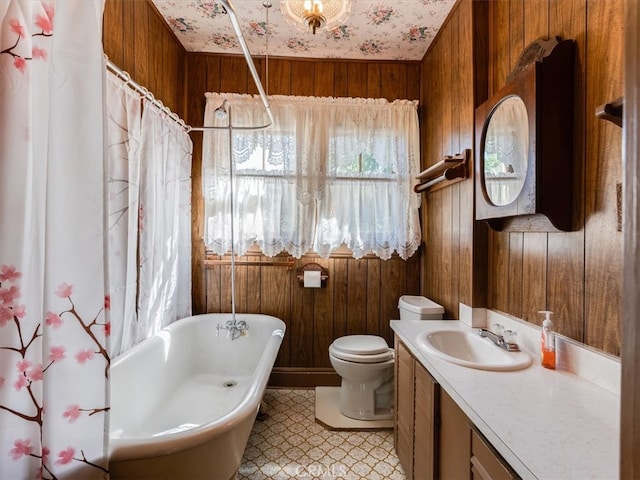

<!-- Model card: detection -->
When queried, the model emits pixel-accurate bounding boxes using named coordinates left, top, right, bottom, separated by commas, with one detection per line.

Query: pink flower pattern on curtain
left=0, top=1, right=109, bottom=479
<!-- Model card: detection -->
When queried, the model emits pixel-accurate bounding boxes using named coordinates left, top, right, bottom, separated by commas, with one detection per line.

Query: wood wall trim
left=621, top=0, right=640, bottom=475
left=268, top=368, right=340, bottom=388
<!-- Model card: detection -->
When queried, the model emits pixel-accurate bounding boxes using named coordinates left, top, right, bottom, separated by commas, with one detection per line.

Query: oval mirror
left=482, top=96, right=529, bottom=206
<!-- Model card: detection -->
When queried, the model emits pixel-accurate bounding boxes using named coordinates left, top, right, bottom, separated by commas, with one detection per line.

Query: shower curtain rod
left=190, top=0, right=274, bottom=132
left=105, top=56, right=192, bottom=133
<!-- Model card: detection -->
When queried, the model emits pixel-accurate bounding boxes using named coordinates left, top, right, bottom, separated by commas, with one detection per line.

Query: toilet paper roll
left=303, top=270, right=322, bottom=288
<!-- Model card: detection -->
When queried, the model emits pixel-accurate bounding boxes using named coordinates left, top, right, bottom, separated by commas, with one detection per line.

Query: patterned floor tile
left=238, top=389, right=407, bottom=480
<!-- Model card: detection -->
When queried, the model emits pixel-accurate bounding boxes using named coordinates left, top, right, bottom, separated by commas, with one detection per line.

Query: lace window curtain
left=202, top=93, right=421, bottom=260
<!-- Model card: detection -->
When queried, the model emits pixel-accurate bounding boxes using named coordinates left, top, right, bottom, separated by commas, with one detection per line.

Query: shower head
left=214, top=101, right=229, bottom=120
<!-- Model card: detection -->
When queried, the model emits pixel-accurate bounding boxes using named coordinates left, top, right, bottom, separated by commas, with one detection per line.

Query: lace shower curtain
left=202, top=93, right=421, bottom=260
left=105, top=75, right=193, bottom=358
left=0, top=1, right=109, bottom=478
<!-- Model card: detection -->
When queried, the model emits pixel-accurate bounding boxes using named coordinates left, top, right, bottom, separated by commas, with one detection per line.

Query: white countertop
left=391, top=319, right=620, bottom=480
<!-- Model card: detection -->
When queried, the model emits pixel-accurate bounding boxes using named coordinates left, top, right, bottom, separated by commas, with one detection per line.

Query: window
left=202, top=93, right=421, bottom=260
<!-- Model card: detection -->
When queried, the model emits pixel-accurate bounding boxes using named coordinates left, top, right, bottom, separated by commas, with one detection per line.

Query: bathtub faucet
left=217, top=319, right=249, bottom=340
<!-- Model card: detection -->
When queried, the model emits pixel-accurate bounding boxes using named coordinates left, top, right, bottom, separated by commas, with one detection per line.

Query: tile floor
left=238, top=389, right=406, bottom=480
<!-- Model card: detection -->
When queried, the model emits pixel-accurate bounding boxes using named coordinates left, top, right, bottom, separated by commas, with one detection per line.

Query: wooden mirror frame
left=474, top=39, right=575, bottom=232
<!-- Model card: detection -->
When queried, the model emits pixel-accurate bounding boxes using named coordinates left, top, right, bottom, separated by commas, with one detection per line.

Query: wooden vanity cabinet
left=414, top=360, right=438, bottom=479
left=471, top=429, right=519, bottom=480
left=439, top=389, right=471, bottom=480
left=395, top=338, right=517, bottom=480
left=395, top=339, right=416, bottom=478
left=394, top=338, right=469, bottom=480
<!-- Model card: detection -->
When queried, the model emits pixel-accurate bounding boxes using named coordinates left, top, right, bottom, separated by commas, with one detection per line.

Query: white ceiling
left=151, top=0, right=457, bottom=61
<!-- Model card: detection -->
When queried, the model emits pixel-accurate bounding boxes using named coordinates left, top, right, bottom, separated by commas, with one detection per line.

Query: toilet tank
left=398, top=295, right=444, bottom=320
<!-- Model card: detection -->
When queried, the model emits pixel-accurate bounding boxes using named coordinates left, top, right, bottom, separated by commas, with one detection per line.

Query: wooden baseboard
left=268, top=367, right=341, bottom=388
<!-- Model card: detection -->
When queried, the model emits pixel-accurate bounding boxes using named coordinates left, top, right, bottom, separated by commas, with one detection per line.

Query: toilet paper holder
left=296, top=262, right=329, bottom=287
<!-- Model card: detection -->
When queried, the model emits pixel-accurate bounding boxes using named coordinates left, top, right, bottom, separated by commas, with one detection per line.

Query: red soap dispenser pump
left=539, top=310, right=556, bottom=369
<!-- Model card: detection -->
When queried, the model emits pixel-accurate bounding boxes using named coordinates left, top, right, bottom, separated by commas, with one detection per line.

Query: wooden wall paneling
left=405, top=63, right=420, bottom=101
left=233, top=258, right=249, bottom=313
left=312, top=257, right=333, bottom=367
left=314, top=62, right=336, bottom=97
left=425, top=37, right=444, bottom=307
left=265, top=58, right=292, bottom=95
left=488, top=0, right=511, bottom=96
left=520, top=0, right=549, bottom=324
left=547, top=0, right=586, bottom=342
left=458, top=0, right=475, bottom=308
left=366, top=258, right=382, bottom=336
left=206, top=56, right=222, bottom=93
left=220, top=264, right=233, bottom=312
left=488, top=232, right=509, bottom=311
left=405, top=249, right=421, bottom=298
left=347, top=63, right=368, bottom=98
left=506, top=0, right=525, bottom=319
left=246, top=58, right=263, bottom=96
left=103, top=0, right=124, bottom=66
left=380, top=259, right=405, bottom=345
left=486, top=0, right=512, bottom=313
left=621, top=1, right=640, bottom=473
left=471, top=0, right=490, bottom=309
left=584, top=0, right=623, bottom=354
left=333, top=62, right=349, bottom=97
left=148, top=11, right=165, bottom=99
left=449, top=13, right=462, bottom=316
left=472, top=0, right=490, bottom=109
left=521, top=233, right=547, bottom=324
left=261, top=260, right=292, bottom=367
left=123, top=1, right=137, bottom=75
left=206, top=265, right=221, bottom=313
left=524, top=0, right=549, bottom=45
left=332, top=258, right=348, bottom=339
left=290, top=259, right=315, bottom=367
left=220, top=56, right=250, bottom=93
left=290, top=60, right=315, bottom=96
left=246, top=261, right=262, bottom=313
left=366, top=63, right=381, bottom=98
left=380, top=64, right=407, bottom=101
left=507, top=234, right=524, bottom=318
left=346, top=259, right=368, bottom=335
left=187, top=55, right=209, bottom=314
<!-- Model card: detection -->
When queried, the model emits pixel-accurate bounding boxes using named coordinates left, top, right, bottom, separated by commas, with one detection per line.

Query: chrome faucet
left=478, top=328, right=520, bottom=352
left=217, top=319, right=249, bottom=340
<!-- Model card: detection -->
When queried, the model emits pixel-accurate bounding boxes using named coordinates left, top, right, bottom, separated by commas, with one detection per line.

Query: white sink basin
left=416, top=330, right=532, bottom=371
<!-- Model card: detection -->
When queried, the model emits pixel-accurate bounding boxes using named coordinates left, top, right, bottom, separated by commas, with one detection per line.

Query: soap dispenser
left=539, top=310, right=556, bottom=369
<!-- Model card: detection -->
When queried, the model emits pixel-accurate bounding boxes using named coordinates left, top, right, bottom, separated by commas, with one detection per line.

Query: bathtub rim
left=109, top=313, right=285, bottom=463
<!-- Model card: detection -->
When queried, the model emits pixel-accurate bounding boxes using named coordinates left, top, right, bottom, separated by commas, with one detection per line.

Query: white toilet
left=328, top=295, right=444, bottom=421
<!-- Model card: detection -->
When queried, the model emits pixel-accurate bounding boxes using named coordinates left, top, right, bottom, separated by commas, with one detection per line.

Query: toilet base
left=338, top=374, right=394, bottom=421
left=315, top=387, right=393, bottom=430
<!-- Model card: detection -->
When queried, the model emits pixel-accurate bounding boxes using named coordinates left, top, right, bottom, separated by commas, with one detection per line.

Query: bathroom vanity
left=392, top=318, right=620, bottom=480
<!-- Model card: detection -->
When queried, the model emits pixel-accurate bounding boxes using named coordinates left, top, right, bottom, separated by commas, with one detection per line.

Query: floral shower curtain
left=0, top=1, right=109, bottom=479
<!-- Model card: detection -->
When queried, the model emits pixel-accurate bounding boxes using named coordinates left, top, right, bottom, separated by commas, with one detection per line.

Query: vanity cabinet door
left=471, top=430, right=519, bottom=480
left=439, top=389, right=471, bottom=480
left=395, top=338, right=415, bottom=478
left=414, top=363, right=437, bottom=479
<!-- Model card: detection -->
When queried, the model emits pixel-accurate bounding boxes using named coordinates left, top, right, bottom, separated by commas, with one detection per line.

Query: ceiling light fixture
left=280, top=0, right=351, bottom=35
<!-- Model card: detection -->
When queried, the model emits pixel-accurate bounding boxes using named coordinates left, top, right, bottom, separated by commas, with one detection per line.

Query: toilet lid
left=331, top=335, right=389, bottom=355
left=329, top=335, right=394, bottom=363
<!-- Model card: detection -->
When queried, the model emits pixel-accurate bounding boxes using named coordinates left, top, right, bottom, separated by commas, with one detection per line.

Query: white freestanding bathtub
left=109, top=313, right=285, bottom=480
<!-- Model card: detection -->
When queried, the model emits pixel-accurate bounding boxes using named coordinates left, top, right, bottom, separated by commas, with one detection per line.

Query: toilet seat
left=329, top=335, right=394, bottom=363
